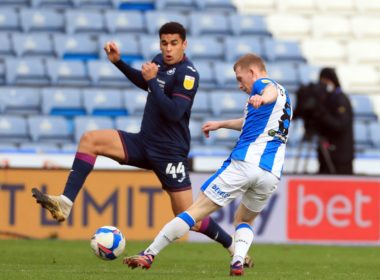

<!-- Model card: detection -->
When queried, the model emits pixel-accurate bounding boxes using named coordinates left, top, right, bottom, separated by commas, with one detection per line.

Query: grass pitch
left=0, top=240, right=379, bottom=280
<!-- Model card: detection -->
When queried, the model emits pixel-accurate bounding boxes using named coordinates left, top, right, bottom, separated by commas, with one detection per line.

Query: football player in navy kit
left=31, top=22, right=252, bottom=266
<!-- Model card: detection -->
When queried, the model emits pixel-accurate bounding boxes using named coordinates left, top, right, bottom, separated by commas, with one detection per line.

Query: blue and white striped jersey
left=231, top=78, right=292, bottom=178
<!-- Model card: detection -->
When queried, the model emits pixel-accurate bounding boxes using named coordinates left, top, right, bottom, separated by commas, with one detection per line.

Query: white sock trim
left=60, top=195, right=73, bottom=206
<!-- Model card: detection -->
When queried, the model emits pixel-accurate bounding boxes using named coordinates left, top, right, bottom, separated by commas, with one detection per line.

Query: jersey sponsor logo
left=167, top=68, right=176, bottom=75
left=211, top=184, right=230, bottom=199
left=157, top=78, right=166, bottom=89
left=165, top=162, right=186, bottom=183
left=186, top=66, right=197, bottom=72
left=183, top=75, right=195, bottom=90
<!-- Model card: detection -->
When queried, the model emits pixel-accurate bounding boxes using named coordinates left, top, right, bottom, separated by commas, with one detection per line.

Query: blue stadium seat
left=41, top=87, right=85, bottom=116
left=0, top=33, right=15, bottom=57
left=19, top=143, right=61, bottom=153
left=209, top=90, right=247, bottom=117
left=0, top=143, right=19, bottom=153
left=266, top=63, right=300, bottom=93
left=354, top=120, right=371, bottom=149
left=31, top=0, right=75, bottom=8
left=193, top=61, right=217, bottom=89
left=189, top=119, right=204, bottom=145
left=74, top=116, right=114, bottom=142
left=156, top=0, right=197, bottom=11
left=287, top=118, right=305, bottom=147
left=191, top=90, right=212, bottom=119
left=88, top=60, right=131, bottom=87
left=28, top=116, right=72, bottom=143
left=350, top=95, right=378, bottom=121
left=53, top=34, right=98, bottom=60
left=82, top=88, right=127, bottom=117
left=190, top=12, right=232, bottom=36
left=104, top=10, right=145, bottom=34
left=213, top=61, right=237, bottom=88
left=144, top=11, right=188, bottom=35
left=369, top=121, right=380, bottom=148
left=187, top=36, right=224, bottom=61
left=229, top=14, right=270, bottom=37
left=204, top=118, right=241, bottom=146
left=195, top=0, right=236, bottom=12
left=5, top=58, right=50, bottom=85
left=99, top=34, right=143, bottom=63
left=65, top=10, right=106, bottom=34
left=12, top=33, right=55, bottom=57
left=264, top=39, right=305, bottom=62
left=46, top=59, right=91, bottom=86
left=61, top=143, right=77, bottom=153
left=189, top=144, right=230, bottom=157
left=0, top=61, right=4, bottom=84
left=0, top=116, right=29, bottom=143
left=0, top=0, right=29, bottom=7
left=123, top=89, right=147, bottom=116
left=113, top=0, right=154, bottom=11
left=115, top=116, right=142, bottom=133
left=0, top=8, right=21, bottom=31
left=0, top=87, right=40, bottom=115
left=224, top=36, right=262, bottom=62
left=139, top=35, right=160, bottom=60
left=72, top=0, right=113, bottom=8
left=20, top=9, right=65, bottom=32
left=297, top=64, right=321, bottom=86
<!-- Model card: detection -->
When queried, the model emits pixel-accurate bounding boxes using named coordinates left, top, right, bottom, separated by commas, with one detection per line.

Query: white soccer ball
left=90, top=225, right=126, bottom=260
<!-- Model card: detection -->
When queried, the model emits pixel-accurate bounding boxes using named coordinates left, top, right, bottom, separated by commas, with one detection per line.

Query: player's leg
left=124, top=192, right=221, bottom=269
left=32, top=130, right=148, bottom=222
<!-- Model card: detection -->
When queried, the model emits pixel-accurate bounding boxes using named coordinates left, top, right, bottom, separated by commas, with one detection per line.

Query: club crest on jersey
left=183, top=75, right=195, bottom=90
left=167, top=68, right=176, bottom=75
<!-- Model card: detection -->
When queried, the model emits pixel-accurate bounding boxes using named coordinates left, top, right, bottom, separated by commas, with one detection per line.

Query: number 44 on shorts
left=165, top=162, right=186, bottom=182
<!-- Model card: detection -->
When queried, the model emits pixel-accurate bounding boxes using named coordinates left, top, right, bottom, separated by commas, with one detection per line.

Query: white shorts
left=201, top=159, right=279, bottom=213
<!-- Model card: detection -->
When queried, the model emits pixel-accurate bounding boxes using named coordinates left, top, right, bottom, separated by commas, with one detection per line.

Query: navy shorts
left=117, top=130, right=191, bottom=192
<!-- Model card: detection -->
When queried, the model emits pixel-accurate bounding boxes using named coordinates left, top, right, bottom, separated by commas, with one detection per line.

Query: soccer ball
left=90, top=225, right=126, bottom=260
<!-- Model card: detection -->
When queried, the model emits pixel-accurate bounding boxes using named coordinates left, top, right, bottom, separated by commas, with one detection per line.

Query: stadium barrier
left=0, top=169, right=379, bottom=245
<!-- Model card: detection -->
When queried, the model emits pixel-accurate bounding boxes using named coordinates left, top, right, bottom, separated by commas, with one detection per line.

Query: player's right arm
left=104, top=41, right=148, bottom=91
left=202, top=118, right=244, bottom=138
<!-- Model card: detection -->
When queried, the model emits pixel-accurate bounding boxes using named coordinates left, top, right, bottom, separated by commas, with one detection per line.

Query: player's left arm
left=249, top=84, right=278, bottom=109
left=143, top=63, right=198, bottom=122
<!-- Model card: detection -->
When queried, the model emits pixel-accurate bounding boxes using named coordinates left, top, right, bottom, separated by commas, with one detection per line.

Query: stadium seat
left=41, top=87, right=85, bottom=116
left=61, top=143, right=77, bottom=153
left=277, top=0, right=317, bottom=14
left=115, top=116, right=142, bottom=133
left=31, top=0, right=75, bottom=8
left=28, top=116, right=72, bottom=143
left=0, top=61, right=4, bottom=84
left=0, top=143, right=19, bottom=153
left=74, top=116, right=114, bottom=142
left=53, top=34, right=98, bottom=60
left=205, top=122, right=241, bottom=146
left=0, top=0, right=29, bottom=7
left=232, top=0, right=275, bottom=14
left=189, top=144, right=230, bottom=157
left=114, top=0, right=154, bottom=11
left=0, top=116, right=29, bottom=143
left=263, top=38, right=305, bottom=62
left=355, top=0, right=380, bottom=14
left=347, top=41, right=380, bottom=65
left=193, top=61, right=217, bottom=89
left=209, top=90, right=247, bottom=117
left=213, top=61, right=237, bottom=89
left=369, top=122, right=380, bottom=148
left=266, top=14, right=311, bottom=40
left=72, top=0, right=113, bottom=8
left=353, top=120, right=371, bottom=149
left=351, top=16, right=380, bottom=39
left=144, top=11, right=188, bottom=35
left=287, top=118, right=305, bottom=147
left=5, top=58, right=50, bottom=85
left=11, top=33, right=55, bottom=58
left=82, top=88, right=127, bottom=116
left=189, top=119, right=204, bottom=145
left=156, top=0, right=198, bottom=11
left=191, top=90, right=212, bottom=119
left=195, top=0, right=236, bottom=12
left=0, top=33, right=15, bottom=57
left=99, top=34, right=143, bottom=63
left=266, top=63, right=299, bottom=92
left=224, top=36, right=262, bottom=62
left=189, top=12, right=232, bottom=36
left=297, top=64, right=321, bottom=86
left=104, top=10, right=146, bottom=34
left=317, top=0, right=356, bottom=15
left=20, top=9, right=65, bottom=32
left=337, top=65, right=380, bottom=93
left=0, top=8, right=21, bottom=31
left=46, top=59, right=91, bottom=86
left=229, top=14, right=270, bottom=37
left=186, top=36, right=224, bottom=61
left=349, top=95, right=378, bottom=121
left=123, top=89, right=147, bottom=116
left=65, top=10, right=106, bottom=34
left=312, top=15, right=351, bottom=39
left=301, top=39, right=346, bottom=65
left=139, top=35, right=160, bottom=61
left=88, top=60, right=131, bottom=87
left=19, top=143, right=61, bottom=153
left=1, top=87, right=41, bottom=115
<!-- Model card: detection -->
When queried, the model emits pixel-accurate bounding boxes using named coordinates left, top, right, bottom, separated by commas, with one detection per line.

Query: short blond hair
left=233, top=53, right=266, bottom=72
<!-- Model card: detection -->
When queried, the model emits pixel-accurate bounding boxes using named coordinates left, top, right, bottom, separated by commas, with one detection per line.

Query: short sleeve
left=252, top=78, right=275, bottom=96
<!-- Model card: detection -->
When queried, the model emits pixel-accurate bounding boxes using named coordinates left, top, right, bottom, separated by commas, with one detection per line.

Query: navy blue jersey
left=114, top=54, right=199, bottom=158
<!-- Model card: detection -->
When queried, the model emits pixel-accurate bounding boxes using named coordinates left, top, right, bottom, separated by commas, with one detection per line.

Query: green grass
left=0, top=240, right=379, bottom=280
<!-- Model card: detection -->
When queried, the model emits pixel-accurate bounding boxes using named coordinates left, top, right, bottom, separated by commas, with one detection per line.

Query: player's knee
left=79, top=131, right=98, bottom=152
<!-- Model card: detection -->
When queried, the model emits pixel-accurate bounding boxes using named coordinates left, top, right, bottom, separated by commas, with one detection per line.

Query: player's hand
left=104, top=41, right=120, bottom=63
left=249, top=95, right=265, bottom=109
left=141, top=62, right=158, bottom=81
left=202, top=121, right=220, bottom=138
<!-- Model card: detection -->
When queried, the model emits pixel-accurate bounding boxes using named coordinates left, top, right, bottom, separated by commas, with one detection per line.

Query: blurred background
left=0, top=0, right=379, bottom=245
